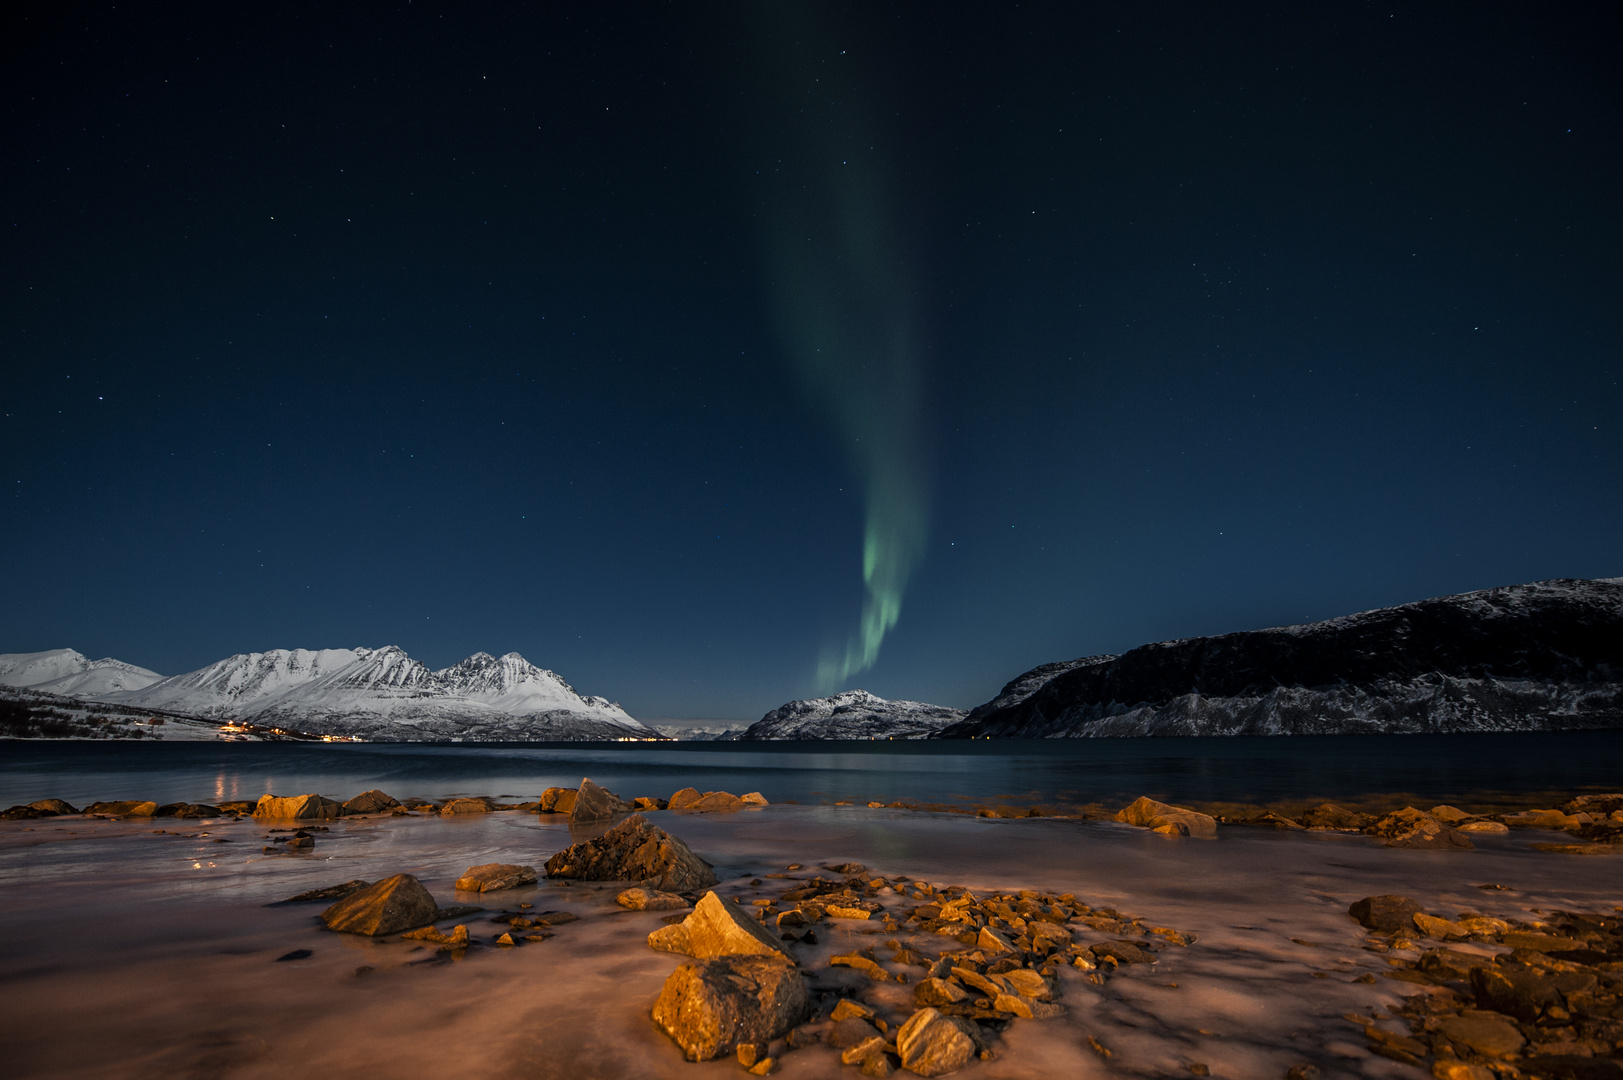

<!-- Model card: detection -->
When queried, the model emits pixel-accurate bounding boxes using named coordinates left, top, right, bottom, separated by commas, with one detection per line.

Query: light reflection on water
left=2, top=731, right=1620, bottom=811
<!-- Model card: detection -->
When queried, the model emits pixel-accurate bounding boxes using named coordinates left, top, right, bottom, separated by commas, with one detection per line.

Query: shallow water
left=4, top=731, right=1621, bottom=812
left=3, top=803, right=1621, bottom=1079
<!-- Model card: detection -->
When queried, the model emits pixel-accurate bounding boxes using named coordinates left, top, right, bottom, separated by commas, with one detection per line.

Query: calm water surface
left=3, top=731, right=1619, bottom=810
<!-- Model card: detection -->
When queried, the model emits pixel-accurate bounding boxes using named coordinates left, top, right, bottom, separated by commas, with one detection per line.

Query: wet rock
left=321, top=873, right=438, bottom=935
left=1090, top=940, right=1155, bottom=964
left=916, top=978, right=969, bottom=1007
left=454, top=863, right=538, bottom=892
left=1299, top=803, right=1376, bottom=830
left=1, top=805, right=47, bottom=820
left=539, top=787, right=578, bottom=814
left=993, top=992, right=1062, bottom=1019
left=439, top=797, right=492, bottom=815
left=1470, top=962, right=1595, bottom=1022
left=617, top=886, right=689, bottom=911
left=1413, top=912, right=1469, bottom=939
left=651, top=955, right=809, bottom=1061
left=657, top=891, right=795, bottom=961
left=83, top=800, right=160, bottom=817
left=999, top=969, right=1052, bottom=998
left=253, top=794, right=341, bottom=820
left=341, top=789, right=400, bottom=814
left=668, top=787, right=703, bottom=810
left=285, top=834, right=315, bottom=851
left=741, top=792, right=769, bottom=806
left=1114, top=796, right=1217, bottom=838
left=543, top=813, right=718, bottom=892
left=1428, top=805, right=1473, bottom=824
left=279, top=880, right=370, bottom=904
left=1457, top=820, right=1510, bottom=834
left=1434, top=1011, right=1525, bottom=1058
left=569, top=777, right=632, bottom=823
left=896, top=1007, right=981, bottom=1077
left=1417, top=948, right=1495, bottom=980
left=157, top=802, right=222, bottom=818
left=633, top=797, right=668, bottom=811
left=28, top=798, right=79, bottom=815
left=831, top=953, right=890, bottom=980
left=690, top=791, right=745, bottom=811
left=976, top=927, right=1013, bottom=953
left=1349, top=895, right=1423, bottom=933
left=842, top=1035, right=889, bottom=1065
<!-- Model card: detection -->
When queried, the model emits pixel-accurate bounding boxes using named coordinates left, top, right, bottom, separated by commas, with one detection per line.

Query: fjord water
left=4, top=731, right=1620, bottom=811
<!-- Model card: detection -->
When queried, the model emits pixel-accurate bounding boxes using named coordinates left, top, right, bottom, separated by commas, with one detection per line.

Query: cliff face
left=939, top=578, right=1623, bottom=738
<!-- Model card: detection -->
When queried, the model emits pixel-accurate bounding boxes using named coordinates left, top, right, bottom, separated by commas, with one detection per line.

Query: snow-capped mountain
left=95, top=646, right=658, bottom=742
left=736, top=689, right=966, bottom=740
left=940, top=578, right=1623, bottom=738
left=0, top=649, right=164, bottom=697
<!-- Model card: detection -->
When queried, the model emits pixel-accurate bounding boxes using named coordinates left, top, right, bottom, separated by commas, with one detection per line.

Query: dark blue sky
left=4, top=2, right=1619, bottom=719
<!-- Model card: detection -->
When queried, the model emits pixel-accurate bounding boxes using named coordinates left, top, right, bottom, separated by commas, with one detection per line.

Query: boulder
left=341, top=789, right=400, bottom=814
left=1299, top=803, right=1375, bottom=830
left=651, top=955, right=809, bottom=1062
left=1458, top=820, right=1510, bottom=834
left=157, top=802, right=221, bottom=818
left=569, top=777, right=632, bottom=823
left=1470, top=963, right=1595, bottom=1023
left=1412, top=912, right=1468, bottom=939
left=896, top=1008, right=981, bottom=1077
left=1114, top=796, right=1217, bottom=838
left=617, top=887, right=689, bottom=911
left=320, top=874, right=438, bottom=935
left=454, top=863, right=538, bottom=892
left=1502, top=808, right=1586, bottom=829
left=439, top=797, right=492, bottom=815
left=1429, top=805, right=1473, bottom=824
left=668, top=787, right=703, bottom=810
left=28, top=799, right=78, bottom=815
left=83, top=800, right=159, bottom=817
left=915, top=978, right=968, bottom=1007
left=539, top=787, right=578, bottom=814
left=253, top=794, right=341, bottom=820
left=741, top=792, right=769, bottom=806
left=1434, top=1011, right=1526, bottom=1058
left=692, top=791, right=746, bottom=811
left=1348, top=895, right=1423, bottom=933
left=633, top=796, right=669, bottom=811
left=1561, top=794, right=1623, bottom=817
left=543, top=813, right=718, bottom=892
left=655, top=891, right=794, bottom=961
left=1386, top=817, right=1474, bottom=850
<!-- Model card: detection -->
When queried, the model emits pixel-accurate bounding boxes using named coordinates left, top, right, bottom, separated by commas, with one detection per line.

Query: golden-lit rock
left=321, top=873, right=438, bottom=935
left=569, top=777, right=632, bottom=823
left=439, top=797, right=492, bottom=815
left=651, top=955, right=809, bottom=1061
left=617, top=886, right=689, bottom=910
left=544, top=813, right=718, bottom=892
left=253, top=793, right=341, bottom=820
left=1434, top=1012, right=1525, bottom=1058
left=896, top=1008, right=980, bottom=1077
left=1349, top=894, right=1423, bottom=933
left=454, top=863, right=538, bottom=892
left=340, top=789, right=400, bottom=814
left=1114, top=796, right=1217, bottom=838
left=84, top=800, right=161, bottom=817
left=538, top=787, right=577, bottom=814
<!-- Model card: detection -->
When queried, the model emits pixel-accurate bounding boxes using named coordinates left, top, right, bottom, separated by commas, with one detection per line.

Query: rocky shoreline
left=4, top=779, right=1622, bottom=1077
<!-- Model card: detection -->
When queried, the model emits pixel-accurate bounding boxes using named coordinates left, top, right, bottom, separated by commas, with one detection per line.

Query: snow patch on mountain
left=737, top=689, right=965, bottom=741
left=0, top=649, right=164, bottom=696
left=94, top=646, right=655, bottom=742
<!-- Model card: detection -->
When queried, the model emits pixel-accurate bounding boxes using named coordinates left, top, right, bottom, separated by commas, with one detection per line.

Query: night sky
left=4, top=3, right=1619, bottom=720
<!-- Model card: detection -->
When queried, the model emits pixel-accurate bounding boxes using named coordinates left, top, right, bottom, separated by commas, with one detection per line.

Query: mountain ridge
left=737, top=688, right=965, bottom=740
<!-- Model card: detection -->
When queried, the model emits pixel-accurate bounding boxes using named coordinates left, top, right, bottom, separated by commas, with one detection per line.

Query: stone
left=1470, top=962, right=1594, bottom=1022
left=1348, top=895, right=1423, bottom=933
left=439, top=797, right=492, bottom=815
left=976, top=926, right=1013, bottom=952
left=569, top=777, right=632, bottom=823
left=454, top=863, right=538, bottom=892
left=633, top=796, right=668, bottom=811
left=320, top=873, right=438, bottom=935
left=651, top=955, right=809, bottom=1061
left=842, top=1036, right=889, bottom=1065
left=616, top=886, right=689, bottom=910
left=285, top=834, right=315, bottom=850
left=253, top=794, right=341, bottom=820
left=1434, top=1011, right=1525, bottom=1058
left=1429, top=805, right=1472, bottom=824
left=993, top=993, right=1063, bottom=1019
left=1114, top=796, right=1217, bottom=838
left=1457, top=820, right=1510, bottom=834
left=656, top=891, right=794, bottom=961
left=83, top=800, right=160, bottom=817
left=668, top=787, right=703, bottom=809
left=1431, top=1064, right=1495, bottom=1080
left=538, top=787, right=577, bottom=814
left=741, top=792, right=769, bottom=805
left=748, top=1057, right=778, bottom=1076
left=1028, top=921, right=1072, bottom=951
left=1091, top=940, right=1155, bottom=964
left=895, top=1008, right=980, bottom=1077
left=831, top=999, right=875, bottom=1021
left=27, top=798, right=79, bottom=815
left=157, top=802, right=222, bottom=818
left=999, top=968, right=1051, bottom=998
left=691, top=791, right=746, bottom=811
left=1299, top=803, right=1375, bottom=830
left=341, top=789, right=400, bottom=814
left=1417, top=948, right=1495, bottom=979
left=1455, top=916, right=1509, bottom=935
left=952, top=966, right=1004, bottom=998
left=1388, top=820, right=1475, bottom=850
left=737, top=1041, right=768, bottom=1067
left=1413, top=912, right=1468, bottom=939
left=543, top=813, right=719, bottom=892
left=915, top=978, right=968, bottom=1006
left=831, top=953, right=889, bottom=980
left=1561, top=794, right=1623, bottom=817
